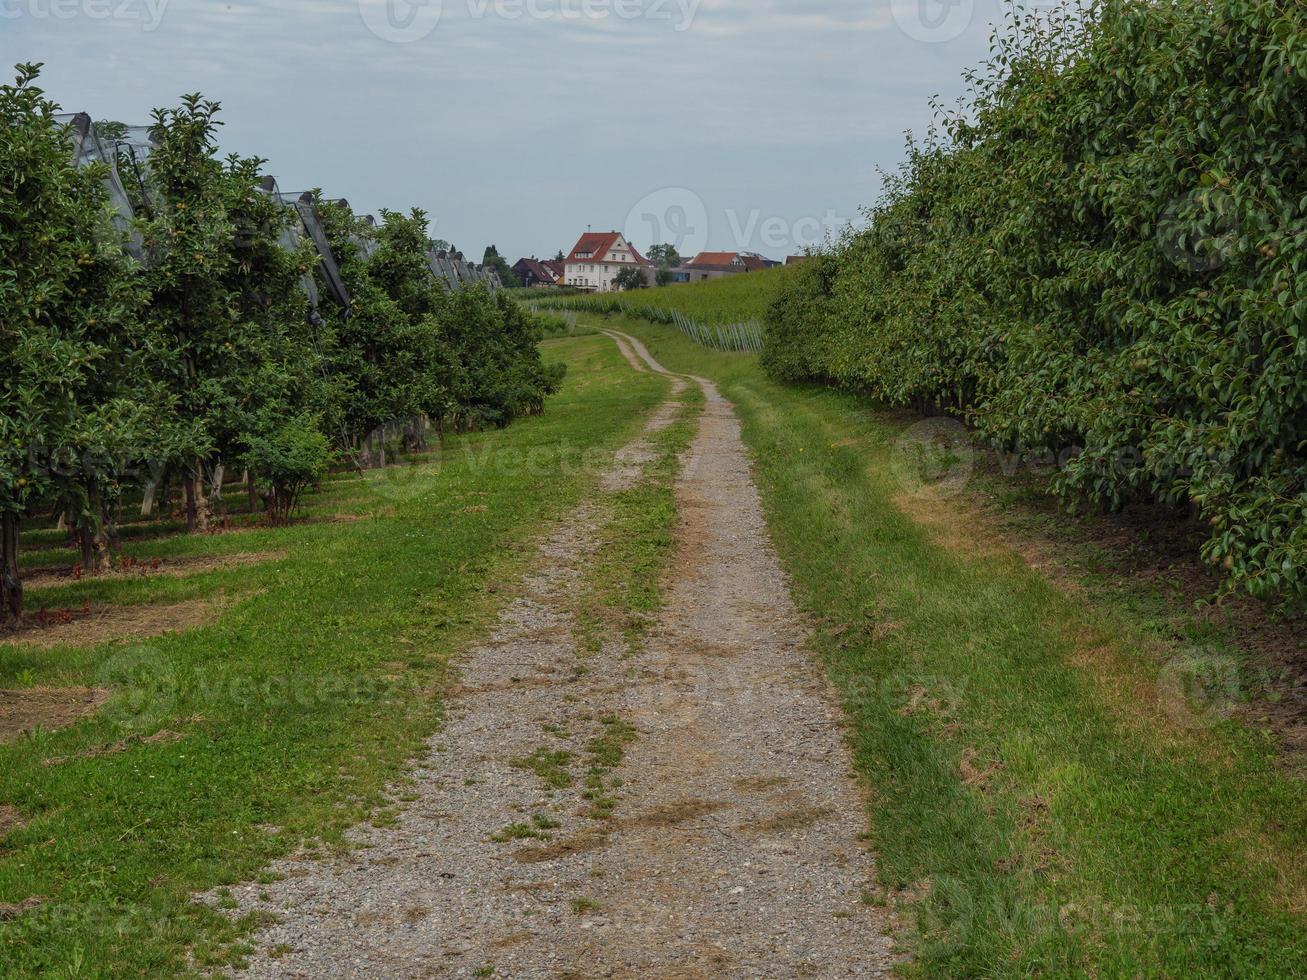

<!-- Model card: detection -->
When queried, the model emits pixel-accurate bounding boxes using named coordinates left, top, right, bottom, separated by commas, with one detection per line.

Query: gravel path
left=216, top=331, right=893, bottom=978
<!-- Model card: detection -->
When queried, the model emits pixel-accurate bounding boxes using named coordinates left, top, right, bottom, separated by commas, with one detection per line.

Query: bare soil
left=0, top=686, right=109, bottom=742
left=0, top=598, right=223, bottom=650
left=22, top=551, right=283, bottom=591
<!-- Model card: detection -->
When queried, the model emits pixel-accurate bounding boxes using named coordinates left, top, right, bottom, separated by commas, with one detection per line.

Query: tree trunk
left=246, top=469, right=258, bottom=514
left=183, top=462, right=211, bottom=533
left=209, top=462, right=224, bottom=501
left=141, top=479, right=157, bottom=517
left=184, top=473, right=198, bottom=532
left=78, top=481, right=113, bottom=574
left=194, top=465, right=210, bottom=532
left=1, top=511, right=21, bottom=626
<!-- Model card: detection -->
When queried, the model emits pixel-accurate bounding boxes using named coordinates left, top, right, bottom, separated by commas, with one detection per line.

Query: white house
left=563, top=230, right=651, bottom=292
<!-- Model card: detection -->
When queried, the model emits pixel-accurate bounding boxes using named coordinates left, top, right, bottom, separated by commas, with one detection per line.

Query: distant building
left=512, top=257, right=558, bottom=288
left=786, top=255, right=809, bottom=265
left=542, top=259, right=565, bottom=283
left=668, top=250, right=781, bottom=283
left=564, top=231, right=651, bottom=292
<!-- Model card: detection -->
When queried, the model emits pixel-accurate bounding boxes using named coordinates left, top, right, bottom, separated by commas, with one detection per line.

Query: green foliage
left=646, top=243, right=680, bottom=267
left=481, top=244, right=519, bottom=287
left=241, top=415, right=332, bottom=524
left=0, top=63, right=151, bottom=609
left=326, top=203, right=563, bottom=438
left=0, top=66, right=561, bottom=618
left=763, top=0, right=1307, bottom=604
left=536, top=265, right=794, bottom=325
left=612, top=266, right=648, bottom=291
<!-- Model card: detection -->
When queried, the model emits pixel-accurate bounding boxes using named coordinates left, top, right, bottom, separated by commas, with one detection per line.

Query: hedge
left=762, top=0, right=1307, bottom=604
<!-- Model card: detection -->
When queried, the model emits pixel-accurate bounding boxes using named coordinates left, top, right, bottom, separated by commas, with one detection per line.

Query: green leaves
left=762, top=0, right=1307, bottom=605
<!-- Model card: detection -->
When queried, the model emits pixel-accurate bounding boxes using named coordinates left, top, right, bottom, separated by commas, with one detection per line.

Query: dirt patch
left=740, top=806, right=834, bottom=835
left=512, top=829, right=610, bottom=865
left=0, top=598, right=222, bottom=650
left=958, top=747, right=1002, bottom=792
left=0, top=896, right=44, bottom=921
left=0, top=687, right=109, bottom=742
left=22, top=551, right=283, bottom=591
left=0, top=804, right=27, bottom=839
left=42, top=722, right=197, bottom=766
left=890, top=491, right=1013, bottom=563
left=624, top=799, right=727, bottom=829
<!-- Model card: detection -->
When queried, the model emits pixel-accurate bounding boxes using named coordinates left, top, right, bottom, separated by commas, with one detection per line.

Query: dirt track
left=220, top=331, right=893, bottom=978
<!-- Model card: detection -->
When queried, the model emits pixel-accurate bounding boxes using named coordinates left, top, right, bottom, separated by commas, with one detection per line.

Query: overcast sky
left=7, top=0, right=1009, bottom=261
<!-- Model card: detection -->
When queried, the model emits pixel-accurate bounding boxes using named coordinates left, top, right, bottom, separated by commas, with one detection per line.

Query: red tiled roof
left=513, top=257, right=556, bottom=283
left=565, top=231, right=650, bottom=266
left=542, top=259, right=565, bottom=277
left=687, top=251, right=743, bottom=267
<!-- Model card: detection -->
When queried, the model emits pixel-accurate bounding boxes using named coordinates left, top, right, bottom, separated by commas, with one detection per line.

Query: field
left=0, top=336, right=668, bottom=975
left=572, top=298, right=1307, bottom=977
left=538, top=264, right=795, bottom=325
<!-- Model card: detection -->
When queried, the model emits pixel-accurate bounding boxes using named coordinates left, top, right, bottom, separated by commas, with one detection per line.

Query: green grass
left=572, top=380, right=703, bottom=655
left=595, top=313, right=1307, bottom=978
left=632, top=265, right=794, bottom=322
left=540, top=264, right=794, bottom=326
left=0, top=333, right=670, bottom=976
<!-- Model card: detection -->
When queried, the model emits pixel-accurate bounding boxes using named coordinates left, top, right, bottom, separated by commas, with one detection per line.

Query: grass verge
left=596, top=314, right=1307, bottom=978
left=0, top=333, right=668, bottom=976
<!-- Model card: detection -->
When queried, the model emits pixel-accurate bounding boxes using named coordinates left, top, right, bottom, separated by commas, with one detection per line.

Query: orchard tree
left=0, top=64, right=149, bottom=619
left=325, top=203, right=454, bottom=457
left=136, top=94, right=238, bottom=532
left=211, top=154, right=336, bottom=512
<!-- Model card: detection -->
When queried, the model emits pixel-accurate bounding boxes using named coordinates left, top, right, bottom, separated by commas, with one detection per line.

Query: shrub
left=242, top=416, right=332, bottom=524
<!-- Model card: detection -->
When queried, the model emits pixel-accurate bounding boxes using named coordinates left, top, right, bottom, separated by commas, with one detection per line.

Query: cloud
left=12, top=0, right=1002, bottom=259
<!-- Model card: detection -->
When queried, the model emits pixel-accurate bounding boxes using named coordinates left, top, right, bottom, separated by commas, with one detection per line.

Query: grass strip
left=599, top=314, right=1307, bottom=978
